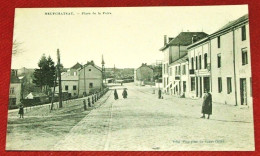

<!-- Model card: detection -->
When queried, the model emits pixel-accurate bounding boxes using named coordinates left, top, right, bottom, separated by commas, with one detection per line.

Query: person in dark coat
left=114, top=89, right=118, bottom=100
left=158, top=89, right=162, bottom=99
left=122, top=88, right=128, bottom=99
left=201, top=89, right=212, bottom=119
left=18, top=104, right=24, bottom=118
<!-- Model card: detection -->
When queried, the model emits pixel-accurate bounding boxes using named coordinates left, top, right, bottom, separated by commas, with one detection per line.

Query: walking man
left=201, top=89, right=212, bottom=119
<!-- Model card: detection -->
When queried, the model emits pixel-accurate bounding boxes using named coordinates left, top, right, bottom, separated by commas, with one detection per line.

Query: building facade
left=135, top=63, right=154, bottom=85
left=54, top=63, right=81, bottom=98
left=160, top=32, right=208, bottom=94
left=187, top=38, right=211, bottom=99
left=9, top=70, right=22, bottom=105
left=210, top=14, right=252, bottom=106
left=78, top=61, right=103, bottom=97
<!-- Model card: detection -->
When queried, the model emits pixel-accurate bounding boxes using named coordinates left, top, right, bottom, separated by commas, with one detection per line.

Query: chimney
left=192, top=35, right=197, bottom=43
left=164, top=35, right=167, bottom=45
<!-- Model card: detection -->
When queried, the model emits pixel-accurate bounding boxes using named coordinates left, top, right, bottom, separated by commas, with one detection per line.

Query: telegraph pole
left=101, top=54, right=105, bottom=89
left=57, top=49, right=63, bottom=108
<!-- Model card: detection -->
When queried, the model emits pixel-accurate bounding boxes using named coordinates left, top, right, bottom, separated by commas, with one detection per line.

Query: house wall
left=234, top=23, right=252, bottom=106
left=136, top=66, right=153, bottom=82
left=60, top=80, right=78, bottom=97
left=211, top=31, right=236, bottom=105
left=78, top=65, right=102, bottom=96
left=162, top=48, right=169, bottom=93
left=9, top=83, right=22, bottom=105
left=187, top=41, right=211, bottom=99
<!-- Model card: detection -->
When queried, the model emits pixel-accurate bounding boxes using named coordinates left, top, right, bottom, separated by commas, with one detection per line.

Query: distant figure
left=114, top=89, right=118, bottom=100
left=88, top=97, right=91, bottom=107
left=83, top=99, right=87, bottom=110
left=122, top=88, right=128, bottom=99
left=158, top=89, right=162, bottom=99
left=18, top=104, right=24, bottom=118
left=201, top=89, right=212, bottom=119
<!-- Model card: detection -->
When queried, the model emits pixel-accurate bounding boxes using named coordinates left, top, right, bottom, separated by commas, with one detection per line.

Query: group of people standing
left=114, top=88, right=128, bottom=100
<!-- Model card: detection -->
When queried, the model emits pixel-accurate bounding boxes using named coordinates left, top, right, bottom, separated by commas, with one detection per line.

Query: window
left=199, top=55, right=202, bottom=69
left=218, top=77, right=222, bottom=93
left=175, top=66, right=177, bottom=75
left=195, top=56, right=198, bottom=70
left=191, top=77, right=195, bottom=91
left=217, top=36, right=221, bottom=48
left=73, top=85, right=77, bottom=90
left=167, top=78, right=169, bottom=85
left=89, top=69, right=91, bottom=71
left=217, top=54, right=221, bottom=68
left=191, top=57, right=194, bottom=69
left=164, top=64, right=166, bottom=74
left=242, top=48, right=248, bottom=65
left=178, top=66, right=181, bottom=75
left=227, top=77, right=232, bottom=94
left=204, top=53, right=208, bottom=69
left=89, top=83, right=93, bottom=88
left=65, top=85, right=68, bottom=91
left=182, top=65, right=186, bottom=75
left=73, top=72, right=77, bottom=76
left=242, top=25, right=246, bottom=41
left=10, top=87, right=14, bottom=94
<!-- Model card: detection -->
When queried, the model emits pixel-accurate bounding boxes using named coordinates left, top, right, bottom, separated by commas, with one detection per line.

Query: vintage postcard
left=6, top=5, right=254, bottom=151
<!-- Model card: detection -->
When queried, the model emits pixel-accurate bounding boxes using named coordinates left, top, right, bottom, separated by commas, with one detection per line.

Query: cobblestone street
left=53, top=83, right=255, bottom=151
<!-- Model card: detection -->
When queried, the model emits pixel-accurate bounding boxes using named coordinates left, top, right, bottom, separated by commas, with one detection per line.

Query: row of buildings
left=9, top=60, right=105, bottom=106
left=160, top=14, right=252, bottom=106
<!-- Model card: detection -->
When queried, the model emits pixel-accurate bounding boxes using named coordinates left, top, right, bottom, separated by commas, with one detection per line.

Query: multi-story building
left=187, top=37, right=211, bottom=99
left=160, top=32, right=208, bottom=94
left=210, top=14, right=251, bottom=106
left=78, top=61, right=103, bottom=97
left=9, top=70, right=22, bottom=105
left=56, top=63, right=81, bottom=98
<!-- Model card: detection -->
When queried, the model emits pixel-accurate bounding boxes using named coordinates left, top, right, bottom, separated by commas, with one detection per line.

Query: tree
left=33, top=54, right=56, bottom=94
left=12, top=39, right=24, bottom=55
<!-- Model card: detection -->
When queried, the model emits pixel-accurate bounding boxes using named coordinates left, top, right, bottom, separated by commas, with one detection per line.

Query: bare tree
left=12, top=39, right=24, bottom=55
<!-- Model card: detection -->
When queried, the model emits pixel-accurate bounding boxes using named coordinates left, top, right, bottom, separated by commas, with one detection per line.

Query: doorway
left=240, top=78, right=247, bottom=105
left=199, top=77, right=202, bottom=97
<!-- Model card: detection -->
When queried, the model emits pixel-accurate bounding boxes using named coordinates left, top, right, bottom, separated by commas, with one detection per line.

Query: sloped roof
left=70, top=62, right=82, bottom=69
left=169, top=54, right=188, bottom=66
left=168, top=32, right=208, bottom=46
left=216, top=14, right=248, bottom=33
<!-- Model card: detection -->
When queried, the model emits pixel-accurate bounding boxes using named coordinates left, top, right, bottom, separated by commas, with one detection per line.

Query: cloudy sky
left=12, top=5, right=248, bottom=69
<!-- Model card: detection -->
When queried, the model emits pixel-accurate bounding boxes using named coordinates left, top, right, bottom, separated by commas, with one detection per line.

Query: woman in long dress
left=201, top=89, right=212, bottom=119
left=114, top=89, right=118, bottom=100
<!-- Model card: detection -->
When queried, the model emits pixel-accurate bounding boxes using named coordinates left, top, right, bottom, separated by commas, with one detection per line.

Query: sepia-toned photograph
left=6, top=5, right=254, bottom=151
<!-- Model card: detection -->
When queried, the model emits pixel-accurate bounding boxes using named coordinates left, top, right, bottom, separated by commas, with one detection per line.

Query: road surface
left=52, top=83, right=254, bottom=151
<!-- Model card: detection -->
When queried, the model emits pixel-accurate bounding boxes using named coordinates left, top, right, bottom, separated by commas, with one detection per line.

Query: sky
left=12, top=5, right=248, bottom=69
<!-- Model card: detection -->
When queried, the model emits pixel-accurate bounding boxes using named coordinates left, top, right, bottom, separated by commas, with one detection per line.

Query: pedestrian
left=18, top=104, right=24, bottom=119
left=114, top=89, right=118, bottom=100
left=201, top=89, right=212, bottom=119
left=83, top=99, right=87, bottom=110
left=88, top=97, right=91, bottom=107
left=122, top=88, right=128, bottom=99
left=158, top=89, right=162, bottom=99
